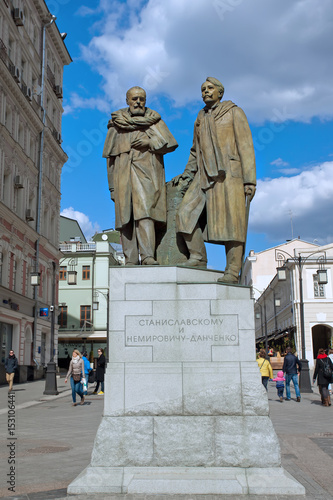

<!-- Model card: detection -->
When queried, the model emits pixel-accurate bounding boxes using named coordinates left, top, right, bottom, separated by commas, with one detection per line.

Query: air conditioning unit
left=9, top=64, right=20, bottom=82
left=25, top=208, right=35, bottom=221
left=13, top=8, right=24, bottom=26
left=14, top=175, right=24, bottom=188
left=55, top=85, right=63, bottom=98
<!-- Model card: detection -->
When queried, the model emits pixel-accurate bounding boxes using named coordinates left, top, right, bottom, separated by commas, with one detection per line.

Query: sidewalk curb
left=0, top=389, right=72, bottom=415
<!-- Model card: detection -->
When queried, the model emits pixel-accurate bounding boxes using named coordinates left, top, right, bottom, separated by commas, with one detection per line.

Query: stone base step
left=68, top=466, right=305, bottom=496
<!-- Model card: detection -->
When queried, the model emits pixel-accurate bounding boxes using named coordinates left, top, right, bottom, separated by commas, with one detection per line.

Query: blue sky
left=52, top=0, right=333, bottom=271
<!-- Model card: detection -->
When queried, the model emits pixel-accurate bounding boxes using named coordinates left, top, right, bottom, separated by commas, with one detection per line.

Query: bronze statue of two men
left=103, top=78, right=256, bottom=284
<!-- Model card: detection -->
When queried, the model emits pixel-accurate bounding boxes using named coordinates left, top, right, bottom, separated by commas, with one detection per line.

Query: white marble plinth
left=68, top=267, right=305, bottom=496
left=68, top=466, right=305, bottom=496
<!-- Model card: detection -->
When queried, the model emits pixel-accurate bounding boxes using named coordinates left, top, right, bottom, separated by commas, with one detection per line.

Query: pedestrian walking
left=282, top=347, right=302, bottom=402
left=256, top=349, right=273, bottom=391
left=328, top=348, right=333, bottom=396
left=272, top=370, right=286, bottom=402
left=93, top=348, right=105, bottom=395
left=81, top=350, right=92, bottom=395
left=313, top=348, right=333, bottom=407
left=5, top=350, right=18, bottom=392
left=65, top=350, right=85, bottom=406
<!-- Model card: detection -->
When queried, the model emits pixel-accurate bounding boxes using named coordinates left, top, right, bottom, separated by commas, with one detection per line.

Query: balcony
left=59, top=243, right=96, bottom=253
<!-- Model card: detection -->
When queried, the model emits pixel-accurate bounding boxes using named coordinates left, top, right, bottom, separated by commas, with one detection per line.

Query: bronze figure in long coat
left=174, top=78, right=256, bottom=283
left=103, top=87, right=178, bottom=265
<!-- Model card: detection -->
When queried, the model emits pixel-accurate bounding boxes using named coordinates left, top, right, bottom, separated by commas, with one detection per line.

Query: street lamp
left=275, top=248, right=328, bottom=393
left=93, top=289, right=109, bottom=364
left=42, top=255, right=78, bottom=394
left=252, top=286, right=281, bottom=354
left=30, top=272, right=41, bottom=286
left=67, top=270, right=77, bottom=285
left=317, top=268, right=328, bottom=285
left=33, top=13, right=57, bottom=367
left=66, top=257, right=78, bottom=285
left=44, top=261, right=58, bottom=395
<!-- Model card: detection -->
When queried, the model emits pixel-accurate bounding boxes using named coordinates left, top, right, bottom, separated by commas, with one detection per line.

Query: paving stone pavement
left=0, top=374, right=332, bottom=500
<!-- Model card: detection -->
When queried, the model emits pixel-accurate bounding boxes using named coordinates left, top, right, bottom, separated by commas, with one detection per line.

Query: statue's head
left=201, top=77, right=224, bottom=108
left=126, top=86, right=146, bottom=116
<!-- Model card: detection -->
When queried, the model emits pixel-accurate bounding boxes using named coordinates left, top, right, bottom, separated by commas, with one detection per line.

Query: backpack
left=322, top=359, right=333, bottom=381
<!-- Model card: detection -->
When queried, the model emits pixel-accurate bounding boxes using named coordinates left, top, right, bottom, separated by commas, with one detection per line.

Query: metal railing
left=59, top=243, right=96, bottom=252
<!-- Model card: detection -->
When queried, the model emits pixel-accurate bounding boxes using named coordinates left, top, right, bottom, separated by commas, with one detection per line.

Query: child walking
left=272, top=370, right=286, bottom=402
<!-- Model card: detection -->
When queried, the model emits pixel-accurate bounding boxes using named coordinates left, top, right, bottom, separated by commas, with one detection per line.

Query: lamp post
left=252, top=286, right=281, bottom=355
left=275, top=248, right=328, bottom=393
left=31, top=255, right=77, bottom=394
left=43, top=261, right=58, bottom=395
left=32, top=12, right=57, bottom=370
left=93, top=289, right=109, bottom=364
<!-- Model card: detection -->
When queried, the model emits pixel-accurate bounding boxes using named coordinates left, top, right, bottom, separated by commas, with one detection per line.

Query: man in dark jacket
left=282, top=347, right=302, bottom=402
left=93, top=348, right=105, bottom=395
left=5, top=350, right=18, bottom=392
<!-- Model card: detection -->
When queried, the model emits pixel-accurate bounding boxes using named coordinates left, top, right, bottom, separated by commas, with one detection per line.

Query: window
left=12, top=256, right=17, bottom=291
left=80, top=305, right=91, bottom=328
left=58, top=306, right=67, bottom=328
left=0, top=322, right=13, bottom=364
left=313, top=274, right=325, bottom=298
left=82, top=265, right=90, bottom=280
left=8, top=37, right=14, bottom=63
left=3, top=171, right=11, bottom=206
left=59, top=266, right=67, bottom=281
left=30, top=136, right=35, bottom=161
left=21, top=58, right=26, bottom=83
left=18, top=123, right=24, bottom=148
left=5, top=105, right=12, bottom=133
left=33, top=25, right=39, bottom=49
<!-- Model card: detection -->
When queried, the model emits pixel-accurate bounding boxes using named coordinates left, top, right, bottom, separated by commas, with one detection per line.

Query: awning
left=256, top=326, right=295, bottom=344
left=58, top=330, right=107, bottom=340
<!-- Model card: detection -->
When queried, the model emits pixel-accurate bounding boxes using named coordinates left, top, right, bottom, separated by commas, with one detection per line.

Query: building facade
left=58, top=217, right=122, bottom=369
left=0, top=0, right=71, bottom=383
left=242, top=240, right=333, bottom=368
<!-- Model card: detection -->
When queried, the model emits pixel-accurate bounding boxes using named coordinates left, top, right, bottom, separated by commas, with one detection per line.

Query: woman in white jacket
left=65, top=350, right=85, bottom=406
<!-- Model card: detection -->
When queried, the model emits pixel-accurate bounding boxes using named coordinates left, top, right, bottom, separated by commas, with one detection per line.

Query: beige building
left=0, top=0, right=71, bottom=383
left=242, top=239, right=333, bottom=368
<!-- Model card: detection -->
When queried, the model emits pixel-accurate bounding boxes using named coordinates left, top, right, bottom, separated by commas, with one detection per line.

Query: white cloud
left=270, top=158, right=301, bottom=175
left=249, top=161, right=333, bottom=243
left=63, top=93, right=109, bottom=115
left=70, top=0, right=333, bottom=123
left=61, top=207, right=101, bottom=241
left=76, top=6, right=97, bottom=17
left=277, top=168, right=301, bottom=175
left=271, top=158, right=289, bottom=167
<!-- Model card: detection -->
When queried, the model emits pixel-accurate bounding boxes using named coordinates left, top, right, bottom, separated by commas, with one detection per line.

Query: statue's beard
left=131, top=107, right=145, bottom=116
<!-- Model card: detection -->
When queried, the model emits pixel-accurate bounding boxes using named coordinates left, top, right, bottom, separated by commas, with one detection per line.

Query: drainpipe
left=33, top=14, right=56, bottom=364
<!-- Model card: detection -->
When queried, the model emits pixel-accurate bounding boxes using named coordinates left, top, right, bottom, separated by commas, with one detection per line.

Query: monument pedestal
left=68, top=267, right=304, bottom=496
